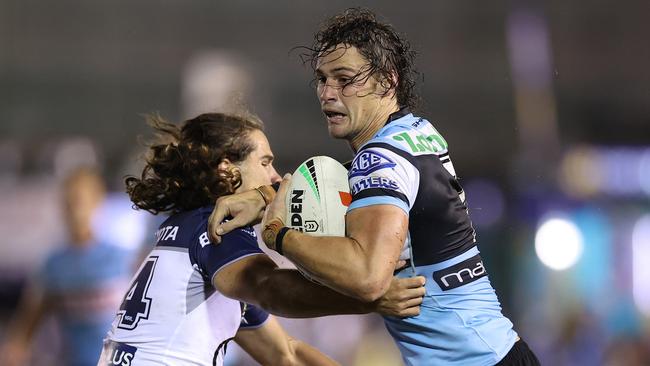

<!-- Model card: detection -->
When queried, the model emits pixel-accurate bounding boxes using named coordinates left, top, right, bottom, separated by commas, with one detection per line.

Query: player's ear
left=217, top=158, right=242, bottom=189
left=217, top=158, right=239, bottom=176
left=217, top=158, right=232, bottom=172
left=385, top=71, right=398, bottom=98
left=376, top=71, right=398, bottom=99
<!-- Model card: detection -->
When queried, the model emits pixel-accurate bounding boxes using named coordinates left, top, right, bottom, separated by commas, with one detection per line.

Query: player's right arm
left=212, top=253, right=424, bottom=319
left=234, top=315, right=339, bottom=366
left=199, top=212, right=424, bottom=319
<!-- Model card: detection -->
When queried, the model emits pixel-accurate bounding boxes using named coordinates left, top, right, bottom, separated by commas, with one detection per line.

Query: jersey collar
left=385, top=107, right=411, bottom=125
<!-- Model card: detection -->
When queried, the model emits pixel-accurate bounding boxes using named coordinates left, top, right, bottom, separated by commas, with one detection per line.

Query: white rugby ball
left=285, top=156, right=351, bottom=281
left=285, top=156, right=351, bottom=236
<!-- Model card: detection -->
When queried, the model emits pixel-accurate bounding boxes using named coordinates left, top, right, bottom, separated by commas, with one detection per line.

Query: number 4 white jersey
left=99, top=206, right=269, bottom=366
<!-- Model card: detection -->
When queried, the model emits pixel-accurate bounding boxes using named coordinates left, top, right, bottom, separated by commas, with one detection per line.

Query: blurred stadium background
left=1, top=0, right=649, bottom=365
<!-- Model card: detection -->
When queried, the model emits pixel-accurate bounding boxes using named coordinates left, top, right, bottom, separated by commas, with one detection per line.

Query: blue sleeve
left=194, top=226, right=264, bottom=284
left=37, top=252, right=59, bottom=292
left=239, top=303, right=270, bottom=329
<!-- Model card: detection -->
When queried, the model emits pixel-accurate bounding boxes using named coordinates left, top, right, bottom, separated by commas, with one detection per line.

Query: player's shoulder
left=219, top=225, right=258, bottom=246
left=156, top=206, right=257, bottom=249
left=194, top=206, right=258, bottom=247
left=367, top=113, right=449, bottom=158
left=154, top=207, right=211, bottom=248
left=351, top=116, right=425, bottom=176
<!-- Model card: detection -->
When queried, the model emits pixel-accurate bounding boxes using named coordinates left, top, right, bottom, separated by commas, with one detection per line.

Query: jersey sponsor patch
left=349, top=150, right=396, bottom=178
left=155, top=225, right=179, bottom=243
left=432, top=254, right=487, bottom=290
left=351, top=176, right=399, bottom=195
left=102, top=340, right=137, bottom=366
left=388, top=129, right=448, bottom=156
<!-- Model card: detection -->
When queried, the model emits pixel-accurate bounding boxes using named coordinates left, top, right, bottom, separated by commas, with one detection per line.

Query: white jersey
left=98, top=206, right=269, bottom=366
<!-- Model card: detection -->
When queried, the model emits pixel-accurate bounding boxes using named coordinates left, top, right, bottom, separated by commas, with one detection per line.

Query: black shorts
left=496, top=339, right=541, bottom=366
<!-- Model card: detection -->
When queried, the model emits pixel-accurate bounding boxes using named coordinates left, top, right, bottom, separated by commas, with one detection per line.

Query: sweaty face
left=235, top=129, right=282, bottom=193
left=315, top=44, right=388, bottom=142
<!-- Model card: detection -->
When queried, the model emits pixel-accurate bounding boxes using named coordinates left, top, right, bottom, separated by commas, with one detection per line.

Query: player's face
left=235, top=129, right=281, bottom=193
left=63, top=174, right=104, bottom=243
left=315, top=44, right=386, bottom=142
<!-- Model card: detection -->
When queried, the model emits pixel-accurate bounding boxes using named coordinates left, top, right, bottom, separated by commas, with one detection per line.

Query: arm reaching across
left=213, top=253, right=425, bottom=318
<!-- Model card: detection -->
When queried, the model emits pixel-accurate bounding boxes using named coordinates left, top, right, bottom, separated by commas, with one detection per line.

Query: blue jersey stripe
left=348, top=196, right=410, bottom=215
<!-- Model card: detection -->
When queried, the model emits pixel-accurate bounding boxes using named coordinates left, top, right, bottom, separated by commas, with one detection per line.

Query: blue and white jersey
left=39, top=242, right=132, bottom=366
left=348, top=109, right=518, bottom=366
left=99, top=206, right=269, bottom=366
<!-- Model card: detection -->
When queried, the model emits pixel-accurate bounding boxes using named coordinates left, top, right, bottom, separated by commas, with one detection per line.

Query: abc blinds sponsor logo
left=350, top=150, right=396, bottom=178
left=351, top=176, right=399, bottom=195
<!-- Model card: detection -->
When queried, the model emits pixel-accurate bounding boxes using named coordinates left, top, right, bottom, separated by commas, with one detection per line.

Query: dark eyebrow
left=316, top=66, right=358, bottom=75
left=331, top=67, right=357, bottom=74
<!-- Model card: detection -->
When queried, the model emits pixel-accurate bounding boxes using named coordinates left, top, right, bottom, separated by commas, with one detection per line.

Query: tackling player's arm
left=213, top=253, right=424, bottom=318
left=235, top=315, right=339, bottom=366
left=209, top=176, right=411, bottom=303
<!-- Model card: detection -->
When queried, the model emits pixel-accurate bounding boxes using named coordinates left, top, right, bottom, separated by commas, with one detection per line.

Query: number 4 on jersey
left=117, top=256, right=158, bottom=330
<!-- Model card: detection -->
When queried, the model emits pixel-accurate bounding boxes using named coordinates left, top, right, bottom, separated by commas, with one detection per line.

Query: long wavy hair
left=300, top=7, right=419, bottom=109
left=125, top=112, right=263, bottom=214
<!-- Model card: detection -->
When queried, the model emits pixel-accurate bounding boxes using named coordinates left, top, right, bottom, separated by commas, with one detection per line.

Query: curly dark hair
left=125, top=112, right=263, bottom=214
left=301, top=7, right=419, bottom=109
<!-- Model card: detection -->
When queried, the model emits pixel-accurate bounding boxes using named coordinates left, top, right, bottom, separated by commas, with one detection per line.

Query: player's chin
left=327, top=124, right=348, bottom=139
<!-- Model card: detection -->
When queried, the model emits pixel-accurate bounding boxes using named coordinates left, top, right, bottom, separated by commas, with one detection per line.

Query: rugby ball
left=285, top=156, right=351, bottom=281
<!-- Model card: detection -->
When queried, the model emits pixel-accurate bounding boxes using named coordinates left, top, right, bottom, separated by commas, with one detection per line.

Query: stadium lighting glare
left=535, top=216, right=584, bottom=271
left=632, top=215, right=650, bottom=316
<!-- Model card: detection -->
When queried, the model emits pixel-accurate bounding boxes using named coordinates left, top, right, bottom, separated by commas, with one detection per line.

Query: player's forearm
left=290, top=338, right=340, bottom=366
left=281, top=230, right=393, bottom=302
left=255, top=268, right=374, bottom=318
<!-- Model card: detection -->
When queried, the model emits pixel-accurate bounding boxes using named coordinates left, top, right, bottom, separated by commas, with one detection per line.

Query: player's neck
left=69, top=225, right=94, bottom=247
left=350, top=103, right=400, bottom=152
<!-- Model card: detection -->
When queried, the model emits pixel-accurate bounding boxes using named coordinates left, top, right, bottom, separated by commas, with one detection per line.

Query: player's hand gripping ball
left=285, top=156, right=351, bottom=281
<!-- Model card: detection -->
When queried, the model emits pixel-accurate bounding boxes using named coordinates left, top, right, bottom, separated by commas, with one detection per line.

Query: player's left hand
left=209, top=189, right=267, bottom=244
left=261, top=174, right=292, bottom=248
left=373, top=276, right=426, bottom=318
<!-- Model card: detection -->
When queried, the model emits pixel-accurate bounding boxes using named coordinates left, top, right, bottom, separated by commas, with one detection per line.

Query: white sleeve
left=347, top=147, right=419, bottom=215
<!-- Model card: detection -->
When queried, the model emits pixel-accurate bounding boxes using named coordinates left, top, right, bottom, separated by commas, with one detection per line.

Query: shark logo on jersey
left=350, top=150, right=396, bottom=178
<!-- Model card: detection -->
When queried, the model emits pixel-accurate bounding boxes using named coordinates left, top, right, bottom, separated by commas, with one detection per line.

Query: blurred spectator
left=604, top=334, right=650, bottom=366
left=0, top=167, right=133, bottom=366
left=552, top=308, right=606, bottom=365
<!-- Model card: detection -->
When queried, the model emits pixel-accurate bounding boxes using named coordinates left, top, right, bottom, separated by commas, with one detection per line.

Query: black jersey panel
left=409, top=154, right=475, bottom=265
